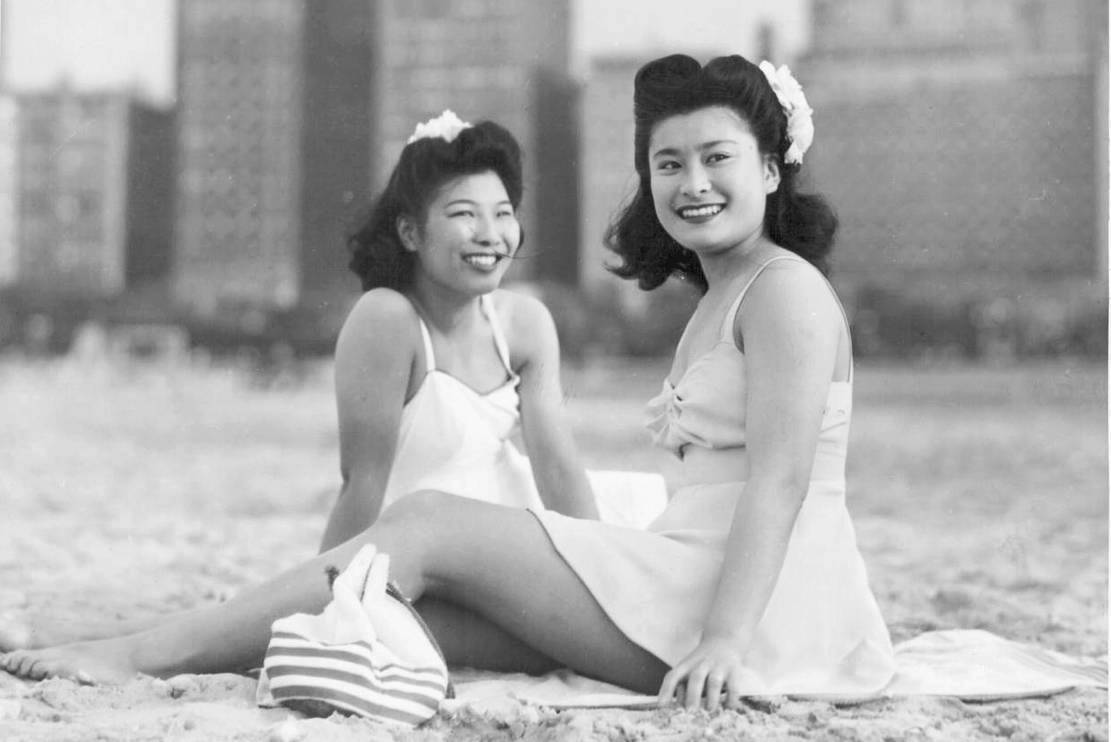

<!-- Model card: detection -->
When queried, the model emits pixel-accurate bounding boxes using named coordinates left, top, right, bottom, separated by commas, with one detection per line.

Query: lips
left=461, top=252, right=508, bottom=269
left=676, top=203, right=724, bottom=220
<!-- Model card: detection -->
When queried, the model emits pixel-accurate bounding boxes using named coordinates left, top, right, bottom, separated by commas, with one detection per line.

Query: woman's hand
left=657, top=634, right=759, bottom=711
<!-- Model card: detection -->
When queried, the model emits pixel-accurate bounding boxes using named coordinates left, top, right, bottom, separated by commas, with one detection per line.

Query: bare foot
left=0, top=613, right=155, bottom=651
left=0, top=621, right=32, bottom=652
left=0, top=638, right=140, bottom=685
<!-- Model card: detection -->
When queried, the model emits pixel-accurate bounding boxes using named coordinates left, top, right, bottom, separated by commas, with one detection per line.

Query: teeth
left=679, top=205, right=722, bottom=218
left=463, top=254, right=498, bottom=268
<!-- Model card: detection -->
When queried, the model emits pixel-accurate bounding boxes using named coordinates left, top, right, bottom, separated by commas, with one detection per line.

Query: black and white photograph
left=0, top=1, right=1106, bottom=739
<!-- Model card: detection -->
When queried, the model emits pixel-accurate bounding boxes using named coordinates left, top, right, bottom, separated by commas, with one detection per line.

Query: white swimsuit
left=378, top=295, right=543, bottom=511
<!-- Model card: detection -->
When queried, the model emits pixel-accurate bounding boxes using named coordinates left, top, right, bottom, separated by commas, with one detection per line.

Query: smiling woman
left=396, top=171, right=521, bottom=292
left=329, top=115, right=598, bottom=545
left=0, top=114, right=611, bottom=680
left=648, top=106, right=781, bottom=263
left=0, top=59, right=892, bottom=712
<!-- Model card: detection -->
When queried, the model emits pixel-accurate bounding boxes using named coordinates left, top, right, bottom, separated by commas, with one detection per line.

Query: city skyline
left=0, top=0, right=809, bottom=105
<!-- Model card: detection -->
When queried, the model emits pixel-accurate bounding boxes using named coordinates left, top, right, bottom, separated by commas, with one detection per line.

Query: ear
left=396, top=215, right=419, bottom=253
left=762, top=154, right=781, bottom=195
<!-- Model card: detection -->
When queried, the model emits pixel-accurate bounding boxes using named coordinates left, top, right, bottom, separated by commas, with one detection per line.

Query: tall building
left=0, top=93, right=16, bottom=288
left=173, top=0, right=373, bottom=313
left=577, top=57, right=639, bottom=299
left=6, top=88, right=173, bottom=297
left=374, top=0, right=579, bottom=284
left=800, top=0, right=1105, bottom=296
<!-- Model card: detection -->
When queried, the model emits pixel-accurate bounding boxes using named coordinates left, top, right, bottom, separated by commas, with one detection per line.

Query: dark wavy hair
left=606, top=54, right=837, bottom=292
left=348, top=120, right=524, bottom=291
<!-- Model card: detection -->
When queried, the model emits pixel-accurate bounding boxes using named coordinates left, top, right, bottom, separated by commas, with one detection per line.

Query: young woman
left=319, top=112, right=598, bottom=550
left=0, top=115, right=597, bottom=665
left=2, top=56, right=896, bottom=709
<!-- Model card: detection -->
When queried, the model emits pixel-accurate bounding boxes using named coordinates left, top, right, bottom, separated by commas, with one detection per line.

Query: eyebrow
left=650, top=140, right=739, bottom=159
left=444, top=199, right=513, bottom=207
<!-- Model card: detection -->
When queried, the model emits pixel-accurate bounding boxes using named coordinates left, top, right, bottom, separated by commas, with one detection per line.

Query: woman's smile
left=676, top=203, right=725, bottom=222
left=461, top=251, right=508, bottom=271
left=649, top=105, right=779, bottom=259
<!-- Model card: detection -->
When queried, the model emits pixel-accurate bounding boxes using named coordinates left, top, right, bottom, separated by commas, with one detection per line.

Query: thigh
left=415, top=597, right=558, bottom=675
left=374, top=492, right=668, bottom=694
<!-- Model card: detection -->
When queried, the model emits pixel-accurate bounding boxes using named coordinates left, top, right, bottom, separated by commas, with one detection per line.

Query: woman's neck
left=697, top=234, right=773, bottom=295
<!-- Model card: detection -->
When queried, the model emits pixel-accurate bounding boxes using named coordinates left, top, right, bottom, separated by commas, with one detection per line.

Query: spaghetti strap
left=480, top=295, right=515, bottom=376
left=718, top=255, right=807, bottom=343
left=719, top=255, right=855, bottom=382
left=416, top=315, right=436, bottom=373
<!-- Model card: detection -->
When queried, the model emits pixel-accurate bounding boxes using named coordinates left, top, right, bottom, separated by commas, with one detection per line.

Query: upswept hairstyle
left=606, top=54, right=837, bottom=292
left=348, top=121, right=524, bottom=291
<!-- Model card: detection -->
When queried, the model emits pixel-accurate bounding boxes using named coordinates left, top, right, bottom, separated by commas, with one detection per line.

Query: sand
left=0, top=355, right=1105, bottom=741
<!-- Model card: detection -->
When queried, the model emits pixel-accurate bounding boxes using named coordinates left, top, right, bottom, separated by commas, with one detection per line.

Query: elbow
left=750, top=471, right=810, bottom=514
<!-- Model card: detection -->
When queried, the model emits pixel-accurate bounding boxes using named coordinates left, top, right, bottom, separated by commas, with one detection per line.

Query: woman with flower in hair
left=2, top=56, right=896, bottom=710
left=0, top=113, right=600, bottom=670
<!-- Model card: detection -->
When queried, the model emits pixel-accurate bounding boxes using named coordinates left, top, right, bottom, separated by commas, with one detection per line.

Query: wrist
left=700, top=624, right=753, bottom=650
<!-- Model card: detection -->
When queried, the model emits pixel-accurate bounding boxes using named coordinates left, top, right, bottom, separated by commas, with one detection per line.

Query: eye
left=448, top=209, right=475, bottom=218
left=497, top=208, right=515, bottom=218
left=706, top=152, right=731, bottom=164
left=655, top=160, right=680, bottom=172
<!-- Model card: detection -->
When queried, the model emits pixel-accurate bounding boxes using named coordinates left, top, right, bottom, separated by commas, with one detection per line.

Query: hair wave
left=605, top=54, right=837, bottom=292
left=348, top=121, right=524, bottom=291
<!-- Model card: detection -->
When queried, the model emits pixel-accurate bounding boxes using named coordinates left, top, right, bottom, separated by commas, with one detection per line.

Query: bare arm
left=318, top=290, right=416, bottom=551
left=659, top=262, right=843, bottom=708
left=506, top=292, right=599, bottom=520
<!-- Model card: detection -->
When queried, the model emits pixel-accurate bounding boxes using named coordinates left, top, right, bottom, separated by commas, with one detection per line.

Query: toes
left=14, top=652, right=39, bottom=679
left=25, top=659, right=47, bottom=681
left=3, top=651, right=48, bottom=680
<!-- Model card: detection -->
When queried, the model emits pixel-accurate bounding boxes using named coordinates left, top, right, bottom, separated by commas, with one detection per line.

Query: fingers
left=723, top=667, right=746, bottom=709
left=703, top=670, right=726, bottom=711
left=683, top=664, right=708, bottom=709
left=658, top=657, right=752, bottom=711
left=656, top=666, right=681, bottom=706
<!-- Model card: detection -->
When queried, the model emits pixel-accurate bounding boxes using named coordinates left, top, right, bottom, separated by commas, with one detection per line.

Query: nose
left=680, top=163, right=711, bottom=198
left=472, top=213, right=502, bottom=246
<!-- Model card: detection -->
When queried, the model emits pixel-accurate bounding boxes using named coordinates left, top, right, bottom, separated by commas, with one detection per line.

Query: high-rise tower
left=173, top=0, right=373, bottom=312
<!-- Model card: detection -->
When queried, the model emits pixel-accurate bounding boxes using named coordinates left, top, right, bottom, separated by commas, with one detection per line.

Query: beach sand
left=0, top=356, right=1105, bottom=741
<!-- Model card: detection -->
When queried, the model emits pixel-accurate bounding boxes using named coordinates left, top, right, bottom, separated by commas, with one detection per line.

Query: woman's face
left=400, top=170, right=521, bottom=296
left=648, top=105, right=780, bottom=258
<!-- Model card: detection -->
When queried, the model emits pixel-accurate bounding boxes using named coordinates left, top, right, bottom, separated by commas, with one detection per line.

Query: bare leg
left=0, top=613, right=165, bottom=652
left=417, top=597, right=559, bottom=675
left=1, top=493, right=667, bottom=692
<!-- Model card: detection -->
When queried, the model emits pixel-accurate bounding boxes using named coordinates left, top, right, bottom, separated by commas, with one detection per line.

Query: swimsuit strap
left=718, top=255, right=808, bottom=343
left=480, top=294, right=515, bottom=376
left=416, top=314, right=436, bottom=373
left=719, top=254, right=855, bottom=382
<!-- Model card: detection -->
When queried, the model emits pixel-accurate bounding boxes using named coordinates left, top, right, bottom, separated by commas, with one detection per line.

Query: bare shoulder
left=491, top=288, right=556, bottom=337
left=747, top=258, right=840, bottom=314
left=490, top=288, right=559, bottom=363
left=738, top=257, right=843, bottom=340
left=341, top=288, right=417, bottom=332
left=336, top=288, right=420, bottom=357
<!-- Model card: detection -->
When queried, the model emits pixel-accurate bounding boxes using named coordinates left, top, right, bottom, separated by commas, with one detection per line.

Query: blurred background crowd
left=0, top=0, right=1105, bottom=365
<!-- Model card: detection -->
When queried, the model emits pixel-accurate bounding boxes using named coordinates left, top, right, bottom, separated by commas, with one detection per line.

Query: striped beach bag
left=257, top=545, right=453, bottom=726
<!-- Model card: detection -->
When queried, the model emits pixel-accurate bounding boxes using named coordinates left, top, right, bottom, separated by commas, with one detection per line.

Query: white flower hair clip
left=406, top=109, right=472, bottom=144
left=758, top=61, right=814, bottom=165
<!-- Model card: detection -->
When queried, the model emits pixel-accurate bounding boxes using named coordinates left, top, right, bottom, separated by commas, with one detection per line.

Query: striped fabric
left=257, top=546, right=452, bottom=727
left=262, top=629, right=449, bottom=725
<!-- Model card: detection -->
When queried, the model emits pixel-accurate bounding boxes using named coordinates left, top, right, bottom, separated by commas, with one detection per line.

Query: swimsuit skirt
left=531, top=258, right=896, bottom=696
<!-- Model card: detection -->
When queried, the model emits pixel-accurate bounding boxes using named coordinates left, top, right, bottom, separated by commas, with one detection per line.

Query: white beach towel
left=444, top=630, right=1107, bottom=712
